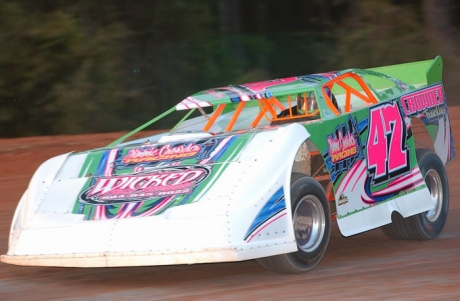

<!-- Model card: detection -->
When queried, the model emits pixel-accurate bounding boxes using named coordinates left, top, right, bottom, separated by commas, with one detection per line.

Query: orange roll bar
left=203, top=104, right=226, bottom=132
left=225, top=102, right=246, bottom=131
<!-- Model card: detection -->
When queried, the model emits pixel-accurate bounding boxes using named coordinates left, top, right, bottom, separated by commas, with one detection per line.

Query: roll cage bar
left=203, top=71, right=379, bottom=132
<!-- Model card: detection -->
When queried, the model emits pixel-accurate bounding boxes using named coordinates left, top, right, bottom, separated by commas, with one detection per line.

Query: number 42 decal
left=366, top=101, right=411, bottom=185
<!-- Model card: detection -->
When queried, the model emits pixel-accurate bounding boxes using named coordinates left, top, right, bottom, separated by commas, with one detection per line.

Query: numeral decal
left=366, top=102, right=410, bottom=185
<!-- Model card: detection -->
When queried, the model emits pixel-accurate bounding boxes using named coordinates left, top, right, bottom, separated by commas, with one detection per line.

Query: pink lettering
left=401, top=84, right=444, bottom=116
left=87, top=167, right=208, bottom=199
left=122, top=143, right=202, bottom=164
left=327, top=132, right=357, bottom=163
left=367, top=102, right=408, bottom=181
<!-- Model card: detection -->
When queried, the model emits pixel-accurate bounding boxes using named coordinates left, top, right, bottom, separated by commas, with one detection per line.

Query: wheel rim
left=425, top=168, right=443, bottom=222
left=293, top=195, right=325, bottom=252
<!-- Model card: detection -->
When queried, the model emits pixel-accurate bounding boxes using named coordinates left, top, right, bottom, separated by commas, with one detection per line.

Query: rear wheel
left=256, top=173, right=331, bottom=273
left=381, top=148, right=449, bottom=240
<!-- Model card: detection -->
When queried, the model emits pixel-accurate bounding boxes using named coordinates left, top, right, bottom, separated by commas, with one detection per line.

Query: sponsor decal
left=79, top=165, right=211, bottom=205
left=118, top=138, right=227, bottom=170
left=337, top=192, right=348, bottom=206
left=122, top=143, right=202, bottom=164
left=401, top=84, right=444, bottom=116
left=423, top=104, right=446, bottom=120
left=324, top=115, right=364, bottom=183
left=74, top=134, right=244, bottom=220
left=367, top=101, right=410, bottom=186
left=327, top=131, right=358, bottom=163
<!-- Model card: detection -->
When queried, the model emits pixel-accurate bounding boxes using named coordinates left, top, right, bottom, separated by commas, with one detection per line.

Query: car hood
left=69, top=130, right=256, bottom=220
left=16, top=125, right=308, bottom=225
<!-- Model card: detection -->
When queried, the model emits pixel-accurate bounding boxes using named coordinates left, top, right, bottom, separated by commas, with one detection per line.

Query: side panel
left=306, top=84, right=451, bottom=236
left=400, top=83, right=455, bottom=164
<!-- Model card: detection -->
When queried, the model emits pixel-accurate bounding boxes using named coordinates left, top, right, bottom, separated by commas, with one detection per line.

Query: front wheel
left=256, top=173, right=331, bottom=274
left=381, top=148, right=449, bottom=240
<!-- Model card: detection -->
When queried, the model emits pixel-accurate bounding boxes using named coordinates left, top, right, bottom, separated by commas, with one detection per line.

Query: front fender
left=224, top=123, right=311, bottom=260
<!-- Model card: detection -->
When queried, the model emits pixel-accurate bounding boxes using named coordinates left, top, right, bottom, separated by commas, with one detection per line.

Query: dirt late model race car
left=1, top=56, right=455, bottom=274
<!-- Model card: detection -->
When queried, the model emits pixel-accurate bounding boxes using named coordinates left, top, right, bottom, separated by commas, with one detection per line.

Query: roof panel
left=176, top=72, right=340, bottom=110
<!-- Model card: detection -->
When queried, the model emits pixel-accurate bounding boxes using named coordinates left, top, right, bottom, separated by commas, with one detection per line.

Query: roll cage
left=198, top=71, right=379, bottom=132
left=108, top=69, right=401, bottom=147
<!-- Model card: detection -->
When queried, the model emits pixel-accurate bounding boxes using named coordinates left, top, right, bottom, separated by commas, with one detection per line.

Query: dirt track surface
left=1, top=109, right=460, bottom=300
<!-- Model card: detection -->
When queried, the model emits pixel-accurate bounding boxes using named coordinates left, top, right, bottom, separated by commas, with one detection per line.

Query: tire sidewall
left=287, top=174, right=331, bottom=269
left=415, top=149, right=449, bottom=239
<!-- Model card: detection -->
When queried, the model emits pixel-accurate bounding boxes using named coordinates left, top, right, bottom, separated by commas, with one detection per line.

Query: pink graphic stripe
left=352, top=163, right=367, bottom=192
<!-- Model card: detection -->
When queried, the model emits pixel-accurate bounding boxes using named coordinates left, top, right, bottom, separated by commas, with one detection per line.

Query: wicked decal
left=79, top=165, right=211, bottom=205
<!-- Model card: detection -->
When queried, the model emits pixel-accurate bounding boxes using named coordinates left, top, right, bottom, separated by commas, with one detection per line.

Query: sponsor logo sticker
left=79, top=165, right=211, bottom=205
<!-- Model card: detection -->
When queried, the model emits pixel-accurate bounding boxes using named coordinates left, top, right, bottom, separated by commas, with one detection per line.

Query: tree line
left=1, top=0, right=458, bottom=137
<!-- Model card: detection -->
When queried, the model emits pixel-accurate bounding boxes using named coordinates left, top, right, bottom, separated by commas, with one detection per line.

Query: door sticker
left=366, top=101, right=410, bottom=186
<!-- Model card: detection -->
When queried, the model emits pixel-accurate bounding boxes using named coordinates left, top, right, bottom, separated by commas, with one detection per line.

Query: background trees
left=1, top=0, right=458, bottom=137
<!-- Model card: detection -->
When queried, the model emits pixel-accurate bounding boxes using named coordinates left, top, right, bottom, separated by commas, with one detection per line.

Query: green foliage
left=334, top=0, right=433, bottom=69
left=0, top=0, right=458, bottom=137
left=53, top=22, right=131, bottom=134
left=0, top=1, right=131, bottom=137
left=0, top=2, right=81, bottom=136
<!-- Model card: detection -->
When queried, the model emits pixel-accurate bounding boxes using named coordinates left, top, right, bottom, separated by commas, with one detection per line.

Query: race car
left=1, top=56, right=455, bottom=274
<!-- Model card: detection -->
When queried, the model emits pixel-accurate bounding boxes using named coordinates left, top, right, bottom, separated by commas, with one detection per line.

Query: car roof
left=176, top=72, right=340, bottom=110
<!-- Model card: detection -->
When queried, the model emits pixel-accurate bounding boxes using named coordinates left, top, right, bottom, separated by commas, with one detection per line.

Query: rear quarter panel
left=305, top=82, right=454, bottom=236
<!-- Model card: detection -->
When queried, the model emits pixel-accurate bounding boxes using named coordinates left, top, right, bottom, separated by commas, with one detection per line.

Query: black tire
left=381, top=148, right=449, bottom=240
left=256, top=173, right=331, bottom=274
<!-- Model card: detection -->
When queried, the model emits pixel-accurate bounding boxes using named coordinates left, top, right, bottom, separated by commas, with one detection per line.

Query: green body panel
left=72, top=131, right=255, bottom=220
left=368, top=55, right=442, bottom=87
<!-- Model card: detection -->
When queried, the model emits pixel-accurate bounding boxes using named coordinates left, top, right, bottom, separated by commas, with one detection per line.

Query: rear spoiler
left=368, top=56, right=443, bottom=87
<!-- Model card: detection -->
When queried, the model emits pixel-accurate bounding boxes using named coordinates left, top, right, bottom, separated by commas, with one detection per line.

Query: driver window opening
left=196, top=91, right=323, bottom=133
left=274, top=92, right=321, bottom=121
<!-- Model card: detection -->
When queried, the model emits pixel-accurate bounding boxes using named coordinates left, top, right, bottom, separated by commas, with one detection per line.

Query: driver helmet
left=296, top=92, right=319, bottom=116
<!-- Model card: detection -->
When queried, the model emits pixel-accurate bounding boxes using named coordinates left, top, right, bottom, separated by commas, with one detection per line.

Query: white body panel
left=334, top=160, right=434, bottom=237
left=2, top=124, right=309, bottom=267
